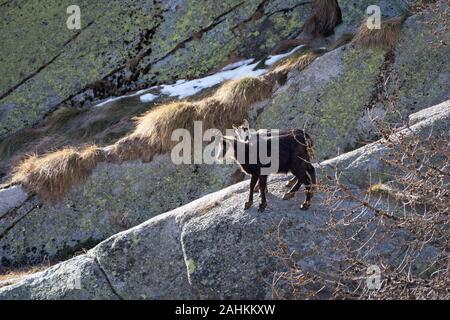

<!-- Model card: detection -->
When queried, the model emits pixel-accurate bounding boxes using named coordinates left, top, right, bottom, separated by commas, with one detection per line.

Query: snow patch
left=159, top=60, right=267, bottom=99
left=265, top=45, right=305, bottom=66
left=140, top=93, right=158, bottom=103
left=94, top=45, right=306, bottom=107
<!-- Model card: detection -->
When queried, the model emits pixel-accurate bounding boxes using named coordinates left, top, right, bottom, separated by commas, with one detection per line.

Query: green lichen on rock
left=337, top=0, right=412, bottom=28
left=0, top=0, right=160, bottom=138
left=384, top=11, right=450, bottom=117
left=0, top=0, right=311, bottom=139
left=0, top=155, right=237, bottom=267
left=141, top=1, right=311, bottom=83
left=256, top=45, right=386, bottom=160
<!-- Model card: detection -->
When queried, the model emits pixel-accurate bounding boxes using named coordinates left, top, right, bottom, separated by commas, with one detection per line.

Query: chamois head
left=233, top=119, right=250, bottom=141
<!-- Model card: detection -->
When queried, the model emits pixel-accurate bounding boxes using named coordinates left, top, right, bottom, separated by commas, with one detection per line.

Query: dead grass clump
left=113, top=77, right=273, bottom=162
left=11, top=145, right=103, bottom=201
left=0, top=265, right=49, bottom=288
left=44, top=107, right=81, bottom=133
left=353, top=16, right=406, bottom=50
left=113, top=101, right=198, bottom=162
left=9, top=76, right=273, bottom=200
left=303, top=0, right=343, bottom=37
left=266, top=51, right=319, bottom=85
left=205, top=77, right=273, bottom=129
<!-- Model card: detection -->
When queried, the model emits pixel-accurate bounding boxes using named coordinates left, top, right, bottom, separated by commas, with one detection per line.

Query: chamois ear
left=242, top=119, right=249, bottom=128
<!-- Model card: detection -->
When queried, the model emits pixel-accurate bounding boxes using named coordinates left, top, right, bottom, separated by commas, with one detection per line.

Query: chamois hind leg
left=245, top=174, right=258, bottom=210
left=253, top=179, right=269, bottom=194
left=258, top=175, right=268, bottom=212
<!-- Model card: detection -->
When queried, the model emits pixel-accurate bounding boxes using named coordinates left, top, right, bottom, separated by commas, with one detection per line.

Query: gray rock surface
left=1, top=100, right=446, bottom=300
left=0, top=155, right=238, bottom=269
left=0, top=185, right=28, bottom=219
left=255, top=11, right=450, bottom=160
left=0, top=255, right=119, bottom=299
left=1, top=3, right=447, bottom=276
left=0, top=0, right=419, bottom=139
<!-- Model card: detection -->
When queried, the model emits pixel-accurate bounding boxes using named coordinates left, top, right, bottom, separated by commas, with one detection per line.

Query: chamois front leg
left=245, top=174, right=258, bottom=210
left=258, top=175, right=268, bottom=212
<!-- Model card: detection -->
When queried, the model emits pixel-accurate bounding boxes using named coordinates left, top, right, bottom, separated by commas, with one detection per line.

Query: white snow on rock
left=96, top=45, right=305, bottom=107
left=139, top=93, right=159, bottom=103
left=264, top=45, right=305, bottom=66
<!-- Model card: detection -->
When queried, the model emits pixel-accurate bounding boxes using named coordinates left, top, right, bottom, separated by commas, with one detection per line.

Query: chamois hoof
left=258, top=204, right=266, bottom=212
left=282, top=192, right=295, bottom=200
left=244, top=201, right=253, bottom=210
left=300, top=202, right=311, bottom=211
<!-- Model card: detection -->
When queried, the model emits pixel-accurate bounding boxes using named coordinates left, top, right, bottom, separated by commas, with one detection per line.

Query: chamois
left=233, top=120, right=315, bottom=190
left=219, top=130, right=316, bottom=212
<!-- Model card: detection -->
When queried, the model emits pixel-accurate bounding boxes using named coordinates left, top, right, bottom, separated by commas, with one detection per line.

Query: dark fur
left=221, top=131, right=316, bottom=212
left=236, top=127, right=314, bottom=191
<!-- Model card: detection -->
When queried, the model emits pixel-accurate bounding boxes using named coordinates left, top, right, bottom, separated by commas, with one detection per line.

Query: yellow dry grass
left=11, top=145, right=103, bottom=201
left=266, top=51, right=319, bottom=84
left=9, top=70, right=276, bottom=201
left=353, top=16, right=406, bottom=50
left=113, top=76, right=273, bottom=162
left=0, top=265, right=49, bottom=288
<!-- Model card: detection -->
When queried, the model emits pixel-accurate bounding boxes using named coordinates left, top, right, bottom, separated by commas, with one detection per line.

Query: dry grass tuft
left=9, top=76, right=273, bottom=200
left=113, top=101, right=198, bottom=162
left=206, top=77, right=273, bottom=128
left=303, top=0, right=342, bottom=37
left=353, top=16, right=406, bottom=50
left=266, top=51, right=319, bottom=85
left=113, top=77, right=273, bottom=162
left=11, top=145, right=104, bottom=201
left=43, top=107, right=81, bottom=133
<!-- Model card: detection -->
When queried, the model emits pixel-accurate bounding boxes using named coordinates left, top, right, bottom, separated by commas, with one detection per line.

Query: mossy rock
left=256, top=45, right=386, bottom=160
left=0, top=0, right=312, bottom=139
left=0, top=155, right=237, bottom=268
left=255, top=10, right=449, bottom=161
left=383, top=10, right=450, bottom=118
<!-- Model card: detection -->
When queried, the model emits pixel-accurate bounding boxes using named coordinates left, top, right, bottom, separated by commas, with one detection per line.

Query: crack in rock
left=92, top=256, right=124, bottom=300
left=0, top=21, right=95, bottom=101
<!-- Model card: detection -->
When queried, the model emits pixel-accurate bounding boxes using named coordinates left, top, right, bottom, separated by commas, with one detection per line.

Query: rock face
left=0, top=101, right=447, bottom=299
left=0, top=0, right=313, bottom=139
left=255, top=9, right=450, bottom=160
left=0, top=0, right=418, bottom=139
left=0, top=155, right=238, bottom=269
left=1, top=8, right=449, bottom=268
left=0, top=255, right=119, bottom=299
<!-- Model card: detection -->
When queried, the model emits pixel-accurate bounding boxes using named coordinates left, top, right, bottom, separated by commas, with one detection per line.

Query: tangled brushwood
left=272, top=121, right=449, bottom=299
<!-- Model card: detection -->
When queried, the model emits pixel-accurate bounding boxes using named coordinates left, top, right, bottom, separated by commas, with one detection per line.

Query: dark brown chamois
left=220, top=131, right=316, bottom=212
left=233, top=120, right=315, bottom=190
